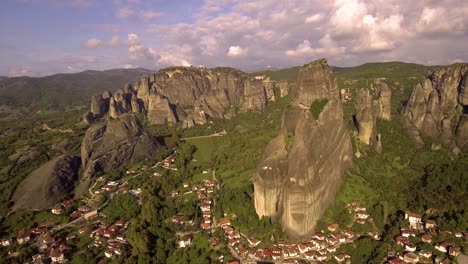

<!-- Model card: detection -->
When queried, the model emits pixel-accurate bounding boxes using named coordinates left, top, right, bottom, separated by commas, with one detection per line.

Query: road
left=181, top=131, right=227, bottom=140
left=49, top=152, right=174, bottom=233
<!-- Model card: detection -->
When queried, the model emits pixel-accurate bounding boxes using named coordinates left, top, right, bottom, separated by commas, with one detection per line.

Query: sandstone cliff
left=355, top=89, right=377, bottom=145
left=403, top=64, right=467, bottom=152
left=354, top=80, right=392, bottom=153
left=11, top=155, right=80, bottom=211
left=86, top=67, right=275, bottom=127
left=253, top=59, right=353, bottom=239
left=77, top=114, right=160, bottom=195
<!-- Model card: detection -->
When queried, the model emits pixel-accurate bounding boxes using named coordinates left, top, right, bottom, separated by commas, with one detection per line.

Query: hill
left=0, top=68, right=154, bottom=110
left=250, top=62, right=436, bottom=82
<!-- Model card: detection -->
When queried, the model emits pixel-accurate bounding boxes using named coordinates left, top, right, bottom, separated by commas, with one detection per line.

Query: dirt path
left=181, top=131, right=227, bottom=140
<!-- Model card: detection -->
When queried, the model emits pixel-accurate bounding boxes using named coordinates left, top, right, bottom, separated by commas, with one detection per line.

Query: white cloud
left=116, top=7, right=163, bottom=20
left=123, top=64, right=135, bottom=69
left=305, top=14, right=323, bottom=23
left=82, top=38, right=102, bottom=49
left=82, top=36, right=122, bottom=49
left=116, top=7, right=135, bottom=18
left=141, top=10, right=163, bottom=20
left=127, top=33, right=157, bottom=61
left=227, top=46, right=248, bottom=57
left=110, top=36, right=120, bottom=47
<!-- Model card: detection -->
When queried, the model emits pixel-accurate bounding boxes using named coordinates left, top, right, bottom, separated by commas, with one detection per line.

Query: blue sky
left=0, top=0, right=467, bottom=76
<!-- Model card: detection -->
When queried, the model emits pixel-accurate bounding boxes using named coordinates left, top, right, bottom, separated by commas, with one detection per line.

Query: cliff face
left=11, top=155, right=80, bottom=211
left=354, top=80, right=392, bottom=153
left=78, top=114, right=160, bottom=195
left=253, top=59, right=353, bottom=239
left=403, top=64, right=467, bottom=152
left=355, top=89, right=376, bottom=145
left=85, top=67, right=275, bottom=127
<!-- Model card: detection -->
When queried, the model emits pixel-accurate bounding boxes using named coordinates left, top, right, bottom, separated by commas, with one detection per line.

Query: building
left=405, top=243, right=416, bottom=252
left=421, top=233, right=432, bottom=243
left=404, top=211, right=422, bottom=229
left=403, top=252, right=419, bottom=263
left=435, top=242, right=449, bottom=253
left=218, top=217, right=231, bottom=227
left=0, top=239, right=11, bottom=247
left=247, top=237, right=261, bottom=247
left=178, top=235, right=192, bottom=248
left=335, top=253, right=350, bottom=262
left=449, top=246, right=461, bottom=257
left=328, top=223, right=339, bottom=232
left=425, top=220, right=437, bottom=230
left=51, top=204, right=63, bottom=215
left=17, top=229, right=31, bottom=244
left=50, top=249, right=64, bottom=263
left=419, top=250, right=432, bottom=259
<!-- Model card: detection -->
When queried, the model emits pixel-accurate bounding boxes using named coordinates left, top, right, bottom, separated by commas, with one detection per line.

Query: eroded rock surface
left=355, top=89, right=376, bottom=145
left=403, top=64, right=467, bottom=151
left=11, top=155, right=80, bottom=211
left=78, top=114, right=160, bottom=195
left=254, top=59, right=353, bottom=239
left=86, top=67, right=276, bottom=126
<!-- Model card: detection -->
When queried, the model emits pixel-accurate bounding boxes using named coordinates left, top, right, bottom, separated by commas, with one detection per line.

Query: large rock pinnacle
left=403, top=64, right=467, bottom=152
left=253, top=59, right=353, bottom=239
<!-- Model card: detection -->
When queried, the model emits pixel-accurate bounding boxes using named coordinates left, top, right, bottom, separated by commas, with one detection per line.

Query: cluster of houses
left=223, top=217, right=356, bottom=263
left=386, top=211, right=465, bottom=264
left=0, top=228, right=71, bottom=263
left=346, top=201, right=373, bottom=225
left=94, top=181, right=119, bottom=195
left=85, top=218, right=129, bottom=259
left=197, top=179, right=217, bottom=232
left=51, top=199, right=75, bottom=215
left=173, top=178, right=218, bottom=248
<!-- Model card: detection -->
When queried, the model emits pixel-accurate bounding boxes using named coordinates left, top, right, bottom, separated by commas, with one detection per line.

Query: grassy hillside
left=250, top=62, right=434, bottom=83
left=0, top=68, right=154, bottom=110
left=250, top=66, right=301, bottom=81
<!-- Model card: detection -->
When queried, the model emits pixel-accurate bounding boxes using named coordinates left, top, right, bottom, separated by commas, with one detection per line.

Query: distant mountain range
left=0, top=68, right=154, bottom=110
left=250, top=61, right=437, bottom=81
left=0, top=62, right=445, bottom=111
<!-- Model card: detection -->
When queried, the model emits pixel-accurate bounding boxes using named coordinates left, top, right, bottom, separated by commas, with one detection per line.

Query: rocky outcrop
left=354, top=80, right=392, bottom=151
left=241, top=80, right=268, bottom=112
left=86, top=67, right=275, bottom=126
left=11, top=155, right=80, bottom=211
left=77, top=114, right=160, bottom=195
left=253, top=59, right=353, bottom=239
left=403, top=64, right=467, bottom=151
left=278, top=80, right=290, bottom=97
left=373, top=80, right=392, bottom=120
left=355, top=89, right=377, bottom=145
left=147, top=94, right=177, bottom=125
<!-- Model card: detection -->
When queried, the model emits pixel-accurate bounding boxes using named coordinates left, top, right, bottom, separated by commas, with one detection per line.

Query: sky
left=0, top=0, right=467, bottom=77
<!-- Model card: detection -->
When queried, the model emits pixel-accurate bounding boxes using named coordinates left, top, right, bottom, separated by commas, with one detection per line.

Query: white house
left=178, top=235, right=192, bottom=248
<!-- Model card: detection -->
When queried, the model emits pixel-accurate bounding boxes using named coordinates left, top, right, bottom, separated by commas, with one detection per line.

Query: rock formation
left=403, top=64, right=467, bottom=152
left=354, top=80, right=392, bottom=151
left=253, top=59, right=353, bottom=239
left=355, top=89, right=377, bottom=145
left=85, top=67, right=276, bottom=127
left=373, top=80, right=392, bottom=120
left=77, top=114, right=160, bottom=195
left=11, top=155, right=80, bottom=211
left=278, top=80, right=290, bottom=97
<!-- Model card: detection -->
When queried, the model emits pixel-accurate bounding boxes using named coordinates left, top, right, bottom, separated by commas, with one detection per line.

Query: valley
left=0, top=61, right=466, bottom=264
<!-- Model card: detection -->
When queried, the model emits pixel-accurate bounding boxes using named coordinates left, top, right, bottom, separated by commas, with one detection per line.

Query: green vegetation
left=102, top=193, right=140, bottom=221
left=250, top=66, right=301, bottom=81
left=310, top=98, right=329, bottom=118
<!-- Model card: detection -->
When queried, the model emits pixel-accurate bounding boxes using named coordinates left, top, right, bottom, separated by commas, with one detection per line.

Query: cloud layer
left=2, top=0, right=467, bottom=76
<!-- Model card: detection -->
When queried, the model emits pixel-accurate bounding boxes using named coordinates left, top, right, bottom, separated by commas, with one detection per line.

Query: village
left=0, top=148, right=466, bottom=264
